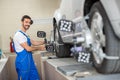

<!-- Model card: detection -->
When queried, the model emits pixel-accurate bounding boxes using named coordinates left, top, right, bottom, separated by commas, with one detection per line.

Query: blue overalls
left=13, top=31, right=40, bottom=80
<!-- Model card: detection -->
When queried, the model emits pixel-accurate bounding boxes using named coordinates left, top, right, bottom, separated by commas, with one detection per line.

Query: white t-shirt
left=13, top=31, right=27, bottom=52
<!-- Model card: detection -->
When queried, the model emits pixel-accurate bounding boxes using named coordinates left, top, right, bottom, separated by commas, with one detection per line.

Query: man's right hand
left=39, top=45, right=46, bottom=51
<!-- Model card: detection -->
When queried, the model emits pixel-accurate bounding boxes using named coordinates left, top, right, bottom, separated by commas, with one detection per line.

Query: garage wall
left=0, top=0, right=61, bottom=52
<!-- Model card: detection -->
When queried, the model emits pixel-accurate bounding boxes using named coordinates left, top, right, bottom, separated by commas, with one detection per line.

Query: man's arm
left=20, top=42, right=45, bottom=52
left=31, top=39, right=44, bottom=46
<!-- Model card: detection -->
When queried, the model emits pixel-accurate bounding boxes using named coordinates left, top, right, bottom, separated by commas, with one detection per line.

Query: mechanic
left=13, top=15, right=45, bottom=80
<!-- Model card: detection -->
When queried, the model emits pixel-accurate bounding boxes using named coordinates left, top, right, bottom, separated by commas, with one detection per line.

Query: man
left=13, top=15, right=45, bottom=80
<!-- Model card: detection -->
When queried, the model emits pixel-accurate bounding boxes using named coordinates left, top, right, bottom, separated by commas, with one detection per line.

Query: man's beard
left=23, top=25, right=30, bottom=30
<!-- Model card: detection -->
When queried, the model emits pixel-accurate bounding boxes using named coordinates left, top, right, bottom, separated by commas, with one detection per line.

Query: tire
left=88, top=2, right=120, bottom=73
left=53, top=23, right=71, bottom=58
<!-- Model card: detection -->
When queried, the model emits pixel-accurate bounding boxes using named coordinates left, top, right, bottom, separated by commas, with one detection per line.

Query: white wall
left=0, top=0, right=61, bottom=52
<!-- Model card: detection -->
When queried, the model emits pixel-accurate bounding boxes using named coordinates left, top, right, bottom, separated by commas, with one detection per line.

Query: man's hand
left=39, top=45, right=46, bottom=51
left=40, top=41, right=45, bottom=45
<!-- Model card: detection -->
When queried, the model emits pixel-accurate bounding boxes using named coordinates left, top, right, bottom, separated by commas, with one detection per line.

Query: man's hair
left=21, top=15, right=33, bottom=25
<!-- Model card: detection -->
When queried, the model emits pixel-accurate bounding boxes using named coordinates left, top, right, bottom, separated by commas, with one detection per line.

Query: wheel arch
left=84, top=0, right=100, bottom=16
left=53, top=17, right=57, bottom=27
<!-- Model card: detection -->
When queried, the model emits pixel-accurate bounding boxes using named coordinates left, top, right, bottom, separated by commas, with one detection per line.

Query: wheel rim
left=91, top=12, right=106, bottom=64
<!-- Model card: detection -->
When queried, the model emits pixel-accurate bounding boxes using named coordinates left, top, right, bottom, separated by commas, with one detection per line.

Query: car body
left=54, top=0, right=120, bottom=38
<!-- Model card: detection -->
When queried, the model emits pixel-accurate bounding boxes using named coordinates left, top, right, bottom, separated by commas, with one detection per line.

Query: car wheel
left=88, top=2, right=120, bottom=73
left=53, top=23, right=71, bottom=58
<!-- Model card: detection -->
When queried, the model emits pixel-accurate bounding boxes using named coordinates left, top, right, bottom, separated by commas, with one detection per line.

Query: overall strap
left=19, top=30, right=31, bottom=46
left=19, top=30, right=28, bottom=38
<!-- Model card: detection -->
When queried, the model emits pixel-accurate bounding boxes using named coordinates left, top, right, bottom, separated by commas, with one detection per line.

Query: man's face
left=22, top=18, right=31, bottom=30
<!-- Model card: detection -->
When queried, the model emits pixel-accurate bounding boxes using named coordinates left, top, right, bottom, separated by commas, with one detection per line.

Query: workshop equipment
left=37, top=31, right=54, bottom=52
left=58, top=16, right=119, bottom=64
left=37, top=16, right=119, bottom=67
left=10, top=37, right=14, bottom=53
